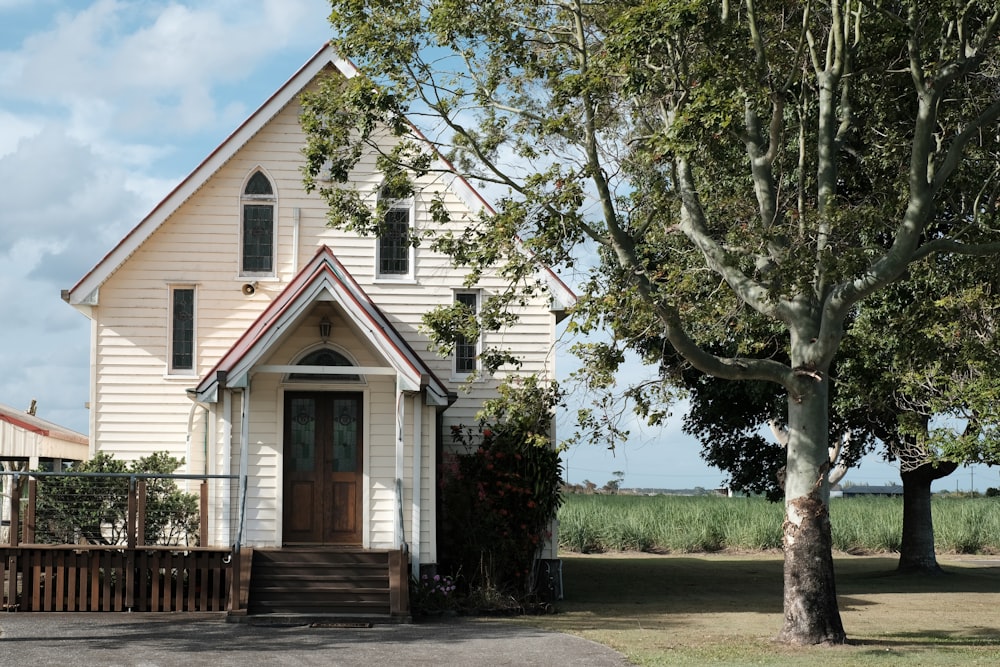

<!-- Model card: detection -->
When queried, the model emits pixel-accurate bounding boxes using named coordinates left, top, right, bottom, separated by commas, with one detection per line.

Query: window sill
left=374, top=277, right=418, bottom=285
left=163, top=372, right=198, bottom=380
left=451, top=373, right=486, bottom=383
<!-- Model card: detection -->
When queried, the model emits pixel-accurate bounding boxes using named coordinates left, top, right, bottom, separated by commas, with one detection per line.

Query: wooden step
left=246, top=548, right=396, bottom=617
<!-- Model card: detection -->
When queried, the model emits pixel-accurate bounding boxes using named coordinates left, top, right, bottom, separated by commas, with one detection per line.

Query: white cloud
left=0, top=109, right=42, bottom=157
left=4, top=0, right=329, bottom=139
left=0, top=124, right=147, bottom=258
left=0, top=0, right=332, bottom=435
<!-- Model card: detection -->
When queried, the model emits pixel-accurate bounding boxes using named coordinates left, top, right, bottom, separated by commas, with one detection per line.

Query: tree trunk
left=775, top=371, right=846, bottom=645
left=898, top=461, right=958, bottom=574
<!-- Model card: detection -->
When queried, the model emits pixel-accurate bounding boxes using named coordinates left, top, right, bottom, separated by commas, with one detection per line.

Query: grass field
left=524, top=494, right=1000, bottom=664
left=509, top=553, right=1000, bottom=666
left=558, top=493, right=1000, bottom=555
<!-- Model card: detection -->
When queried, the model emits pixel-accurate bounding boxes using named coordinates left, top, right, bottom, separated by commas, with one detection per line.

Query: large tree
left=667, top=254, right=1000, bottom=574
left=303, top=0, right=1000, bottom=644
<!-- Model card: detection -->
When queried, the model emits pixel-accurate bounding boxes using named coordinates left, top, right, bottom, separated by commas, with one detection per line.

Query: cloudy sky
left=1, top=0, right=992, bottom=492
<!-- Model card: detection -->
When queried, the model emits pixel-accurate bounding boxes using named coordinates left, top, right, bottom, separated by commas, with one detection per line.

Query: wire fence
left=0, top=472, right=240, bottom=549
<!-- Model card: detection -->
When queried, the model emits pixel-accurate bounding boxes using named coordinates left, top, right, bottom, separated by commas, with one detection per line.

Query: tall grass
left=558, top=493, right=1000, bottom=554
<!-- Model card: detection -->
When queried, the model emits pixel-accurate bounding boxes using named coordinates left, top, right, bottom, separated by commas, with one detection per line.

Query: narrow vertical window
left=170, top=287, right=195, bottom=373
left=241, top=170, right=275, bottom=275
left=377, top=206, right=412, bottom=278
left=454, top=291, right=479, bottom=375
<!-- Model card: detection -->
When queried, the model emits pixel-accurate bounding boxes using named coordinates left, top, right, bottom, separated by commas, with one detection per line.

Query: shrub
left=438, top=378, right=563, bottom=604
left=34, top=451, right=200, bottom=546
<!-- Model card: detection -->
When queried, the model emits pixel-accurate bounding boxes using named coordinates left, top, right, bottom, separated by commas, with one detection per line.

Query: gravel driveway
left=0, top=613, right=631, bottom=666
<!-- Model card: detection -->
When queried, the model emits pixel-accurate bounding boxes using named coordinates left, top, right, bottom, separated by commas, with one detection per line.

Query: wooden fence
left=1, top=471, right=238, bottom=613
left=1, top=546, right=232, bottom=612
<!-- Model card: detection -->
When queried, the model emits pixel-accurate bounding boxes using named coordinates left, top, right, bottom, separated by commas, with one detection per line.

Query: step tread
left=248, top=603, right=390, bottom=613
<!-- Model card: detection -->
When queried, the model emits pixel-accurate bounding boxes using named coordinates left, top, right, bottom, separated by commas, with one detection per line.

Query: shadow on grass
left=548, top=554, right=1000, bottom=637
left=558, top=556, right=785, bottom=615
left=497, top=553, right=1000, bottom=664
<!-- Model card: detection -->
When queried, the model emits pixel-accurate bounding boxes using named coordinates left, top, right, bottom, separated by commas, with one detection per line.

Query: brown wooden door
left=282, top=392, right=363, bottom=544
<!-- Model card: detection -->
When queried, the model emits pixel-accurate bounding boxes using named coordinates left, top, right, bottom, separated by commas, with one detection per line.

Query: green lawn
left=507, top=552, right=1000, bottom=666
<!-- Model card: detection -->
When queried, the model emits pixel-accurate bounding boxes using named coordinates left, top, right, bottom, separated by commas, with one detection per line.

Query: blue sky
left=1, top=0, right=995, bottom=493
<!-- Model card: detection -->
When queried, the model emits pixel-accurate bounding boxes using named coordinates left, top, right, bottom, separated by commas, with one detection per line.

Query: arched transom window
left=288, top=348, right=361, bottom=382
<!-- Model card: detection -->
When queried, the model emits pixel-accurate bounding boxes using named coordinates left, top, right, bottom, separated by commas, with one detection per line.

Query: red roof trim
left=195, top=246, right=448, bottom=400
left=69, top=44, right=343, bottom=297
left=0, top=412, right=48, bottom=436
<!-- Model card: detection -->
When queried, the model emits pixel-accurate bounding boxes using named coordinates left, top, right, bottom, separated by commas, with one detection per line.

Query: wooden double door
left=282, top=392, right=363, bottom=544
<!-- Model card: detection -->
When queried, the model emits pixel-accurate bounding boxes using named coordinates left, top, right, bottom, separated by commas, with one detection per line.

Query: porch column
left=410, top=393, right=422, bottom=572
left=393, top=378, right=406, bottom=551
left=237, top=382, right=250, bottom=550
left=221, top=390, right=232, bottom=547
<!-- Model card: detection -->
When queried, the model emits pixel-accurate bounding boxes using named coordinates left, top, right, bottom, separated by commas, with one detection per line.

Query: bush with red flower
left=438, top=378, right=563, bottom=607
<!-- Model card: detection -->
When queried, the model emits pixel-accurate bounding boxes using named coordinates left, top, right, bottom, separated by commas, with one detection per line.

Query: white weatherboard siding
left=75, top=48, right=569, bottom=562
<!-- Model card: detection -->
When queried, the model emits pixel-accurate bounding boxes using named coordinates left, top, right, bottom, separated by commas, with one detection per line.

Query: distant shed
left=840, top=485, right=903, bottom=498
left=0, top=402, right=88, bottom=470
left=1, top=402, right=88, bottom=542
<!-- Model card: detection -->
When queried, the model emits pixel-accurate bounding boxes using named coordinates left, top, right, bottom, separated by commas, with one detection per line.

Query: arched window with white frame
left=241, top=169, right=275, bottom=276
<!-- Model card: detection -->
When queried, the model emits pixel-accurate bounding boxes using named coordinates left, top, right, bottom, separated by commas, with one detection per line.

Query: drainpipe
left=185, top=401, right=210, bottom=479
left=185, top=402, right=198, bottom=478
left=411, top=393, right=422, bottom=573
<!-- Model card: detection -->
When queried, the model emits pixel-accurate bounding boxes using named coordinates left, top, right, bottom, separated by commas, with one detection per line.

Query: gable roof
left=65, top=45, right=357, bottom=307
left=64, top=43, right=575, bottom=313
left=190, top=245, right=453, bottom=407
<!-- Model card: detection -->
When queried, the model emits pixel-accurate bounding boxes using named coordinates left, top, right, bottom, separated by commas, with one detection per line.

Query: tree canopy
left=305, top=0, right=1000, bottom=645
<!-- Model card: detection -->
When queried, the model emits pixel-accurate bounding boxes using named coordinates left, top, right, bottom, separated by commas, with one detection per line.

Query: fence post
left=125, top=477, right=138, bottom=610
left=136, top=480, right=147, bottom=547
left=127, top=478, right=137, bottom=549
left=8, top=474, right=20, bottom=547
left=200, top=481, right=209, bottom=547
left=24, top=478, right=36, bottom=544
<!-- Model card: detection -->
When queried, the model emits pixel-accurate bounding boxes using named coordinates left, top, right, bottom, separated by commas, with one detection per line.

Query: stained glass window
left=289, top=348, right=361, bottom=382
left=289, top=398, right=316, bottom=472
left=241, top=171, right=274, bottom=274
left=378, top=208, right=410, bottom=276
left=454, top=291, right=479, bottom=374
left=171, top=287, right=195, bottom=372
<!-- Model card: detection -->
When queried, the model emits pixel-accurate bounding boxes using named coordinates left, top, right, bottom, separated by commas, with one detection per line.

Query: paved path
left=0, top=614, right=630, bottom=666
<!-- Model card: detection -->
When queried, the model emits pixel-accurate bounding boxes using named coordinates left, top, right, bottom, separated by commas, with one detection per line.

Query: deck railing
left=1, top=471, right=238, bottom=612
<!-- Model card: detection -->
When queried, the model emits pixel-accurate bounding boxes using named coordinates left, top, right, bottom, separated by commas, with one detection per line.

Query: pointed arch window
left=289, top=348, right=361, bottom=382
left=241, top=170, right=275, bottom=275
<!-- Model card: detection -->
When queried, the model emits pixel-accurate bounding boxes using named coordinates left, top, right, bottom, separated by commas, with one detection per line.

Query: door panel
left=283, top=392, right=363, bottom=544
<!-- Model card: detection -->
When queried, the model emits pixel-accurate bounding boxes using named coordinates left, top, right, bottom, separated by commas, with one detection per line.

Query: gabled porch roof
left=190, top=246, right=453, bottom=407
